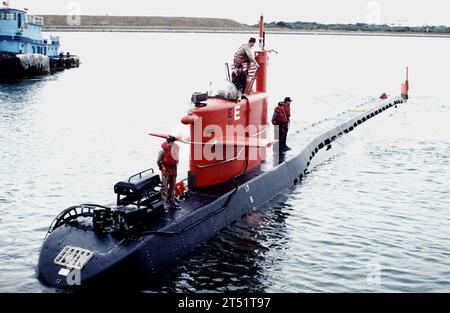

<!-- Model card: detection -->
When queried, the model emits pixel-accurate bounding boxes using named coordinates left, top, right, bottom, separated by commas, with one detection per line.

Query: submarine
left=37, top=15, right=410, bottom=289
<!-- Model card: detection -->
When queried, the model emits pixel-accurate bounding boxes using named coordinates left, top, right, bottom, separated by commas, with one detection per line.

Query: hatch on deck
left=54, top=246, right=94, bottom=270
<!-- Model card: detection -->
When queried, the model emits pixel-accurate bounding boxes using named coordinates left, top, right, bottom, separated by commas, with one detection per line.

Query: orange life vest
left=284, top=103, right=291, bottom=121
left=175, top=181, right=187, bottom=196
left=272, top=106, right=288, bottom=125
left=161, top=142, right=179, bottom=175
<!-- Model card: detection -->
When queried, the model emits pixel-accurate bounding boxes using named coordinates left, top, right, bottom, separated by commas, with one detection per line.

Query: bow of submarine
left=37, top=224, right=145, bottom=288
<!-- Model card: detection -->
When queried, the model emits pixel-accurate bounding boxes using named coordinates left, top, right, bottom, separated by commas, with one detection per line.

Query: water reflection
left=141, top=193, right=293, bottom=292
left=0, top=76, right=53, bottom=103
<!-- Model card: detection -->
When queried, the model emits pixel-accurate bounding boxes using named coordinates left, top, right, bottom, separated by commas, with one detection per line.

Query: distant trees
left=262, top=21, right=450, bottom=34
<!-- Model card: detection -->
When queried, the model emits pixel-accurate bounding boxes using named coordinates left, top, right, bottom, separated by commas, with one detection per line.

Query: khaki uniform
left=234, top=44, right=257, bottom=70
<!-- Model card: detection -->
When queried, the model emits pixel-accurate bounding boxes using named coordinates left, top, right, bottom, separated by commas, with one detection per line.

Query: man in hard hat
left=234, top=37, right=260, bottom=72
left=157, top=136, right=181, bottom=210
left=271, top=101, right=289, bottom=153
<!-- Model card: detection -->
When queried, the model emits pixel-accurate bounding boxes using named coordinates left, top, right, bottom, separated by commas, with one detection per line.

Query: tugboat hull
left=0, top=52, right=49, bottom=77
left=0, top=52, right=80, bottom=78
left=49, top=55, right=80, bottom=73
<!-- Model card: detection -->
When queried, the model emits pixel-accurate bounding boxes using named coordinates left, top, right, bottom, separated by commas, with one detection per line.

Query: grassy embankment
left=39, top=15, right=450, bottom=37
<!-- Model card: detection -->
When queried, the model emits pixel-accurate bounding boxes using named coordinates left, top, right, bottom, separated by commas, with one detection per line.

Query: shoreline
left=43, top=27, right=450, bottom=38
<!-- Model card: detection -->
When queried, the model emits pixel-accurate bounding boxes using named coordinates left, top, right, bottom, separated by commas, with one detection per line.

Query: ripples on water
left=1, top=33, right=450, bottom=292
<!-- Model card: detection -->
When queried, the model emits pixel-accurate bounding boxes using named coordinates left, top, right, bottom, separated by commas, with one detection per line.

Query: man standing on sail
left=232, top=63, right=247, bottom=95
left=234, top=37, right=260, bottom=72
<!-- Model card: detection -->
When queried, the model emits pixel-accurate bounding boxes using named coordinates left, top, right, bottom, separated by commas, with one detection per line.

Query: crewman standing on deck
left=271, top=101, right=289, bottom=153
left=234, top=37, right=260, bottom=72
left=283, top=97, right=293, bottom=150
left=157, top=136, right=181, bottom=210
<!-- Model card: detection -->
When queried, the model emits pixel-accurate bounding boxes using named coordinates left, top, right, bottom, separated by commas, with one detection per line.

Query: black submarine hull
left=37, top=96, right=406, bottom=289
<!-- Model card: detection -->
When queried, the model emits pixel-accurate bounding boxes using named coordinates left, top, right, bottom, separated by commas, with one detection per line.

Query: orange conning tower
left=182, top=15, right=269, bottom=189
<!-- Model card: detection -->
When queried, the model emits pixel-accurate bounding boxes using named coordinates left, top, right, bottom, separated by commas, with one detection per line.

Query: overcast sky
left=7, top=0, right=450, bottom=26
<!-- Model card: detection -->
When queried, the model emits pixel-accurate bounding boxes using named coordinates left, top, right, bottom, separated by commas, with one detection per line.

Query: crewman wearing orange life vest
left=271, top=101, right=289, bottom=153
left=233, top=37, right=260, bottom=72
left=283, top=97, right=293, bottom=150
left=157, top=136, right=181, bottom=210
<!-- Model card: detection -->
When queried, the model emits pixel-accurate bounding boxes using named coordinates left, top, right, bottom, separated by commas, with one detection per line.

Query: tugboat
left=37, top=15, right=409, bottom=289
left=0, top=1, right=79, bottom=78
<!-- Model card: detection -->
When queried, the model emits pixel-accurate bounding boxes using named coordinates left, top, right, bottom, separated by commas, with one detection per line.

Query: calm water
left=0, top=32, right=449, bottom=292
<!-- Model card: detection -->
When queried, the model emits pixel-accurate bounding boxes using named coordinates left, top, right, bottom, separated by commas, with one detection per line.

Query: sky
left=6, top=0, right=450, bottom=26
